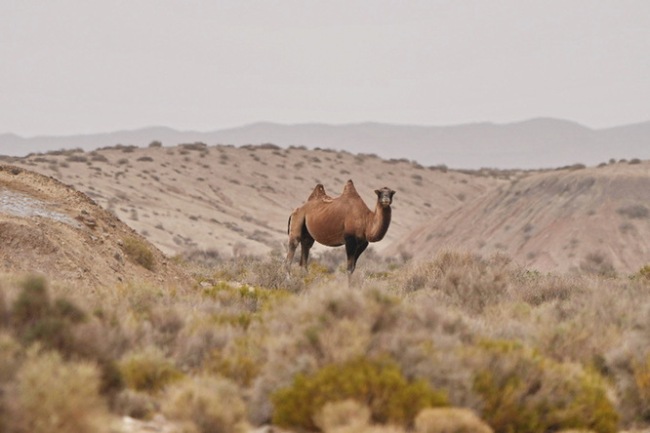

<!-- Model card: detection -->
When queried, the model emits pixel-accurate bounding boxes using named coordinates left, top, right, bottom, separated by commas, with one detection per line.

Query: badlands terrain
left=3, top=142, right=650, bottom=275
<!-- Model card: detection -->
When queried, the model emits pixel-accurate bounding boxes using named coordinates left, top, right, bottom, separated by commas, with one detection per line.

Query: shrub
left=636, top=264, right=650, bottom=281
left=271, top=356, right=448, bottom=431
left=617, top=204, right=649, bottom=219
left=398, top=252, right=511, bottom=313
left=314, top=399, right=372, bottom=432
left=6, top=349, right=108, bottom=433
left=580, top=252, right=616, bottom=277
left=162, top=376, right=249, bottom=433
left=11, top=276, right=87, bottom=355
left=119, top=346, right=183, bottom=393
left=122, top=236, right=156, bottom=271
left=472, top=341, right=618, bottom=433
left=414, top=407, right=493, bottom=433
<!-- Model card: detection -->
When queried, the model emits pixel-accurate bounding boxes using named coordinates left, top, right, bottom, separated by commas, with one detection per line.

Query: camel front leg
left=345, top=236, right=368, bottom=275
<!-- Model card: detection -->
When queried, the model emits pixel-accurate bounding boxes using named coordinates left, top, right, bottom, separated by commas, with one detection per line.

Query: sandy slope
left=391, top=161, right=650, bottom=273
left=0, top=164, right=190, bottom=288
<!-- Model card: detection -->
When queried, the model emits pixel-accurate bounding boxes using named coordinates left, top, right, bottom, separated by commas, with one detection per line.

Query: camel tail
left=287, top=215, right=292, bottom=235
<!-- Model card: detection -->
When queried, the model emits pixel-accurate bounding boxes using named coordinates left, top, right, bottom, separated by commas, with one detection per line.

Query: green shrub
left=162, top=375, right=249, bottom=433
left=122, top=236, right=156, bottom=271
left=272, top=356, right=448, bottom=430
left=119, top=347, right=183, bottom=393
left=473, top=341, right=618, bottom=433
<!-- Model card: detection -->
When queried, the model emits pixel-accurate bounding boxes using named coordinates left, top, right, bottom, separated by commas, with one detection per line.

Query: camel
left=285, top=179, right=395, bottom=278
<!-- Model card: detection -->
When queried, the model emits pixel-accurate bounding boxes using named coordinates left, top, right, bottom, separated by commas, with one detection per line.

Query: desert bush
left=119, top=346, right=183, bottom=393
left=397, top=251, right=511, bottom=313
left=636, top=264, right=650, bottom=281
left=162, top=375, right=249, bottom=433
left=414, top=407, right=493, bottom=433
left=202, top=335, right=264, bottom=387
left=137, top=156, right=154, bottom=162
left=122, top=236, right=156, bottom=271
left=11, top=276, right=87, bottom=355
left=6, top=348, right=108, bottom=433
left=617, top=204, right=649, bottom=219
left=314, top=399, right=372, bottom=433
left=472, top=340, right=618, bottom=433
left=272, top=356, right=447, bottom=431
left=632, top=353, right=650, bottom=419
left=66, top=154, right=88, bottom=162
left=580, top=252, right=616, bottom=277
left=149, top=140, right=162, bottom=147
left=0, top=332, right=22, bottom=383
left=112, top=388, right=157, bottom=419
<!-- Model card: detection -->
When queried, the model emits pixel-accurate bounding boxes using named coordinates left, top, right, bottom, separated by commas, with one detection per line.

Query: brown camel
left=286, top=179, right=395, bottom=277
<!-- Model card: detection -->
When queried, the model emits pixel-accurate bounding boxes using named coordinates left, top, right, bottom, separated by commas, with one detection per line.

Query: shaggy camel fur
left=286, top=179, right=395, bottom=276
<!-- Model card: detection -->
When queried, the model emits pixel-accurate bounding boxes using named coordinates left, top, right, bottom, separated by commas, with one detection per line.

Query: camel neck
left=366, top=204, right=392, bottom=242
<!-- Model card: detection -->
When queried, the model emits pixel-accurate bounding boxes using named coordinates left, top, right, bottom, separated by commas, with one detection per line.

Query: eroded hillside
left=0, top=164, right=189, bottom=288
left=393, top=161, right=650, bottom=273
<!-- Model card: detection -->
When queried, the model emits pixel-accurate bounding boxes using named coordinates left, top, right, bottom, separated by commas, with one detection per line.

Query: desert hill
left=4, top=144, right=650, bottom=275
left=5, top=143, right=504, bottom=262
left=0, top=164, right=189, bottom=288
left=2, top=118, right=650, bottom=169
left=391, top=160, right=650, bottom=273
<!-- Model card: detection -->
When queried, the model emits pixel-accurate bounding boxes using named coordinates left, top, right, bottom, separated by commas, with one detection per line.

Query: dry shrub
left=314, top=399, right=372, bottom=433
left=0, top=332, right=22, bottom=383
left=513, top=271, right=581, bottom=306
left=472, top=340, right=618, bottom=433
left=119, top=346, right=183, bottom=393
left=414, top=407, right=493, bottom=433
left=162, top=375, right=249, bottom=433
left=271, top=356, right=447, bottom=431
left=202, top=335, right=264, bottom=387
left=580, top=252, right=616, bottom=277
left=397, top=251, right=511, bottom=313
left=122, top=236, right=156, bottom=271
left=112, top=388, right=157, bottom=419
left=5, top=348, right=108, bottom=433
left=631, top=352, right=650, bottom=420
left=11, top=276, right=87, bottom=356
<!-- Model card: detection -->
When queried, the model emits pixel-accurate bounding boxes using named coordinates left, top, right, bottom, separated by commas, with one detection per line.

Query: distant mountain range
left=2, top=118, right=649, bottom=169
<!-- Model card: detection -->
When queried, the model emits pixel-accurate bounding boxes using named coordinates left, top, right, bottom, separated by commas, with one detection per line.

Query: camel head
left=375, top=187, right=396, bottom=208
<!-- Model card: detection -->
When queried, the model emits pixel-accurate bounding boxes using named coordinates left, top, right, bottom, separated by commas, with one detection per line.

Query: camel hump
left=307, top=184, right=332, bottom=201
left=342, top=179, right=360, bottom=196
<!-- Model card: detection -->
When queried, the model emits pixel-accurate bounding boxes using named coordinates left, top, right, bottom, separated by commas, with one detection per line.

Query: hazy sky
left=2, top=1, right=649, bottom=136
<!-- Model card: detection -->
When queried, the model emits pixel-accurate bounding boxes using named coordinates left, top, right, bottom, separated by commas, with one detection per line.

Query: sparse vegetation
left=0, top=251, right=649, bottom=431
left=122, top=236, right=156, bottom=270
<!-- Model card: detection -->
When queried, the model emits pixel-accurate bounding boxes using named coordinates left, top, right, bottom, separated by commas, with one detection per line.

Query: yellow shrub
left=119, top=346, right=183, bottom=393
left=272, top=356, right=447, bottom=431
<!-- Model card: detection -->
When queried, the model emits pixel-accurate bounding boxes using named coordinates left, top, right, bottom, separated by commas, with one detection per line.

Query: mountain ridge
left=2, top=118, right=649, bottom=169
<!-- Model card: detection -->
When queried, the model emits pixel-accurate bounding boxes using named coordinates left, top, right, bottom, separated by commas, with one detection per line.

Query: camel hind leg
left=285, top=213, right=302, bottom=272
left=299, top=234, right=315, bottom=269
left=286, top=208, right=312, bottom=273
